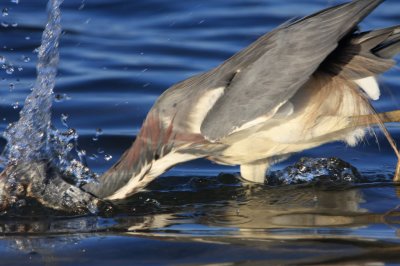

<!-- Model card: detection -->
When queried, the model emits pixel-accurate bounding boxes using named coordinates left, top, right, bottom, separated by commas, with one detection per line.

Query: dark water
left=1, top=0, right=400, bottom=265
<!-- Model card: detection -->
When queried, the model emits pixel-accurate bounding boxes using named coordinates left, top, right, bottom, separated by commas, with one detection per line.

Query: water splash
left=3, top=0, right=62, bottom=163
left=1, top=0, right=96, bottom=186
left=269, top=157, right=364, bottom=185
left=0, top=0, right=103, bottom=214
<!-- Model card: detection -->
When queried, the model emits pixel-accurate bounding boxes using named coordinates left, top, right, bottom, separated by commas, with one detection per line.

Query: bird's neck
left=82, top=111, right=175, bottom=199
left=82, top=111, right=207, bottom=200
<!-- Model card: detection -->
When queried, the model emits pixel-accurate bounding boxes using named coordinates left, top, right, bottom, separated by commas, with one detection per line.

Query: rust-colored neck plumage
left=82, top=110, right=207, bottom=199
left=82, top=111, right=173, bottom=198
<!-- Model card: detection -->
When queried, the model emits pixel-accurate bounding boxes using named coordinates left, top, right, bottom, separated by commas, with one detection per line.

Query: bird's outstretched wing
left=200, top=0, right=384, bottom=141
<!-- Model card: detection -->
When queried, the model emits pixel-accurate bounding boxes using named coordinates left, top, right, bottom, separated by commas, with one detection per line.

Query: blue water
left=1, top=0, right=400, bottom=265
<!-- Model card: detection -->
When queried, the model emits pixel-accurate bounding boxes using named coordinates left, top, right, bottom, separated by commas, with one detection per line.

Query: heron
left=78, top=0, right=400, bottom=201
left=3, top=0, right=400, bottom=209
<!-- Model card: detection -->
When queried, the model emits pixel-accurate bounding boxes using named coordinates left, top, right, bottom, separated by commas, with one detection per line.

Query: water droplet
left=12, top=101, right=19, bottom=109
left=17, top=66, right=23, bottom=71
left=1, top=21, right=9, bottom=27
left=9, top=83, right=14, bottom=91
left=16, top=199, right=26, bottom=208
left=11, top=0, right=19, bottom=4
left=54, top=94, right=63, bottom=101
left=5, top=65, right=14, bottom=74
left=299, top=165, right=307, bottom=173
left=61, top=113, right=68, bottom=127
left=66, top=143, right=74, bottom=151
left=92, top=128, right=103, bottom=141
left=0, top=56, right=5, bottom=64
left=104, top=154, right=112, bottom=161
left=2, top=8, right=9, bottom=17
left=54, top=93, right=70, bottom=102
left=97, top=148, right=104, bottom=154
left=145, top=198, right=161, bottom=207
left=25, top=36, right=30, bottom=40
left=88, top=154, right=98, bottom=160
left=78, top=2, right=85, bottom=11
left=11, top=22, right=17, bottom=27
left=78, top=149, right=86, bottom=157
left=63, top=128, right=78, bottom=141
left=87, top=201, right=98, bottom=214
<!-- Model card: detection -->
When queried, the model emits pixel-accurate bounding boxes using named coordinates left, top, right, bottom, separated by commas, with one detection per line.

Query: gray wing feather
left=200, top=0, right=384, bottom=141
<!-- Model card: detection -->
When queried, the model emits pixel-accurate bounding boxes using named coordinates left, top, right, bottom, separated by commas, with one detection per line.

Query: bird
left=81, top=0, right=400, bottom=201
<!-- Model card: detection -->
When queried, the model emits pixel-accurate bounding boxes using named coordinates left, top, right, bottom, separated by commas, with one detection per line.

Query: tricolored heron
left=79, top=0, right=400, bottom=201
left=2, top=0, right=400, bottom=211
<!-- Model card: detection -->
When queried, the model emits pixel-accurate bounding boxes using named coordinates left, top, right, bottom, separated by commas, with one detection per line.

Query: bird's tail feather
left=322, top=25, right=399, bottom=80
left=373, top=27, right=400, bottom=58
left=358, top=25, right=400, bottom=59
left=347, top=25, right=400, bottom=180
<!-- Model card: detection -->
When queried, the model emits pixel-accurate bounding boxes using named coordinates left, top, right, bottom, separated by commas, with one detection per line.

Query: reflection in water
left=0, top=156, right=400, bottom=264
left=1, top=174, right=400, bottom=265
left=125, top=182, right=369, bottom=233
left=202, top=189, right=366, bottom=229
left=0, top=173, right=395, bottom=232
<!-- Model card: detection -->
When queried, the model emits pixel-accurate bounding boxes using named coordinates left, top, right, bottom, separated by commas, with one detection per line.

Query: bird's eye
left=154, top=153, right=160, bottom=160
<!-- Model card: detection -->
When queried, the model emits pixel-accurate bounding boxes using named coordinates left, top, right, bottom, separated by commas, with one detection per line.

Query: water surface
left=1, top=0, right=400, bottom=265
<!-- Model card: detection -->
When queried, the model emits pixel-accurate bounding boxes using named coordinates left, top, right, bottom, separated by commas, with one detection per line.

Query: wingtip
left=333, top=0, right=385, bottom=40
left=351, top=0, right=384, bottom=10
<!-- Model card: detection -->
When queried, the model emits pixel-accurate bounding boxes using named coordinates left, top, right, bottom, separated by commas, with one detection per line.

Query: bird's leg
left=394, top=162, right=400, bottom=182
left=376, top=120, right=400, bottom=183
left=240, top=160, right=269, bottom=184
